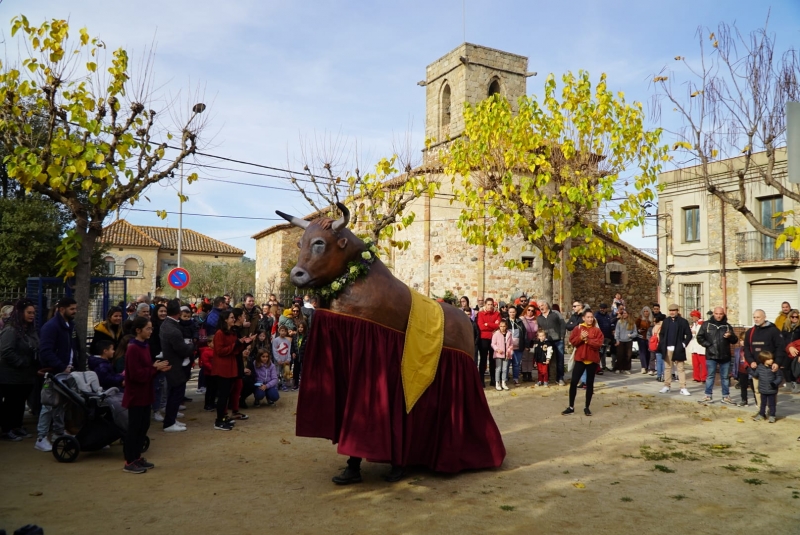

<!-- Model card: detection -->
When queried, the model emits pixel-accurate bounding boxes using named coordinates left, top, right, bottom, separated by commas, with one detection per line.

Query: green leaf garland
left=318, top=240, right=380, bottom=300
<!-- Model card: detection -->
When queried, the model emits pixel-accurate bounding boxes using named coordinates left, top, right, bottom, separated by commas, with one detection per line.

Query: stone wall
left=254, top=225, right=304, bottom=296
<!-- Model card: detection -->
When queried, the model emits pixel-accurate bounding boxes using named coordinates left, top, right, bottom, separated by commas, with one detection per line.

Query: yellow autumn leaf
left=573, top=482, right=586, bottom=489
left=737, top=418, right=744, bottom=423
left=672, top=141, right=693, bottom=151
left=701, top=418, right=712, bottom=422
left=690, top=91, right=700, bottom=97
left=713, top=40, right=718, bottom=48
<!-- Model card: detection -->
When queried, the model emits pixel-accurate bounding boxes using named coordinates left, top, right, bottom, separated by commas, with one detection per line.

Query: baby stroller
left=42, top=373, right=149, bottom=463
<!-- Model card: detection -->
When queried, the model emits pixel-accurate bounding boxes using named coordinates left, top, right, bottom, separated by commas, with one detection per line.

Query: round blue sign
left=167, top=267, right=191, bottom=290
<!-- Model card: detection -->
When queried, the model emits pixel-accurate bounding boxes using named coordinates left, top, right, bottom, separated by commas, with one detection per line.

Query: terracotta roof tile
left=103, top=220, right=245, bottom=256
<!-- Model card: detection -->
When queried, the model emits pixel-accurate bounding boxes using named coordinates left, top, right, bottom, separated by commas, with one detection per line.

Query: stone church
left=253, top=43, right=657, bottom=313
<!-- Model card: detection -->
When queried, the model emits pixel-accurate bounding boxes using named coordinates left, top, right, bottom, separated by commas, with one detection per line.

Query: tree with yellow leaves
left=0, top=15, right=207, bottom=337
left=443, top=71, right=668, bottom=303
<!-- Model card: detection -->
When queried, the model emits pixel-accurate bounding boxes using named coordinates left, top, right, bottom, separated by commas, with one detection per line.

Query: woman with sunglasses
left=780, top=309, right=800, bottom=393
left=613, top=310, right=637, bottom=374
left=520, top=305, right=539, bottom=382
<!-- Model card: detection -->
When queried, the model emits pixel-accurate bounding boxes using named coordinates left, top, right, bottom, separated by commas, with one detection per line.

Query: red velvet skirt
left=296, top=309, right=506, bottom=473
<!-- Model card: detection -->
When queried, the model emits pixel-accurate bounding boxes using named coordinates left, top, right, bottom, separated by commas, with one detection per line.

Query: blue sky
left=4, top=1, right=800, bottom=257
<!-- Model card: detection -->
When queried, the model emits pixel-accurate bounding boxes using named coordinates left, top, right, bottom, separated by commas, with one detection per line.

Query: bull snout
left=290, top=266, right=311, bottom=288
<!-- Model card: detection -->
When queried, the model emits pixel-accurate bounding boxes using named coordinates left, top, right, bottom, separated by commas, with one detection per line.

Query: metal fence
left=736, top=231, right=800, bottom=263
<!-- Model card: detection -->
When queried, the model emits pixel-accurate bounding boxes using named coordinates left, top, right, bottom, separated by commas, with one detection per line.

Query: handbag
left=40, top=377, right=60, bottom=407
left=791, top=356, right=800, bottom=378
left=648, top=334, right=659, bottom=352
left=567, top=347, right=576, bottom=373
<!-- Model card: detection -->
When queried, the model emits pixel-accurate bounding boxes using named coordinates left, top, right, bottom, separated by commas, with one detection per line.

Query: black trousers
left=739, top=374, right=753, bottom=402
left=125, top=405, right=151, bottom=464
left=293, top=358, right=303, bottom=388
left=759, top=393, right=777, bottom=417
left=0, top=383, right=33, bottom=433
left=240, top=374, right=255, bottom=403
left=204, top=375, right=218, bottom=408
left=163, top=383, right=186, bottom=428
left=478, top=338, right=496, bottom=385
left=215, top=377, right=232, bottom=421
left=568, top=361, right=597, bottom=409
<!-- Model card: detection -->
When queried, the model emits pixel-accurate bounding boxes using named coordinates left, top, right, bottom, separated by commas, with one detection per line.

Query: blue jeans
left=655, top=352, right=664, bottom=378
left=704, top=359, right=730, bottom=397
left=511, top=350, right=524, bottom=380
left=253, top=386, right=280, bottom=403
left=152, top=375, right=167, bottom=412
left=554, top=340, right=565, bottom=382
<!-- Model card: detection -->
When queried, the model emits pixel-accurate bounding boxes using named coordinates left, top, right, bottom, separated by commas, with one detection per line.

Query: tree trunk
left=72, top=222, right=100, bottom=343
left=541, top=256, right=555, bottom=306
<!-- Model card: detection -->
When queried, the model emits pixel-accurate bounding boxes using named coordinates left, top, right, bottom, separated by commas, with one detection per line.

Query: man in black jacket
left=160, top=299, right=195, bottom=432
left=696, top=307, right=738, bottom=404
left=594, top=304, right=615, bottom=371
left=743, top=309, right=784, bottom=408
left=658, top=304, right=693, bottom=396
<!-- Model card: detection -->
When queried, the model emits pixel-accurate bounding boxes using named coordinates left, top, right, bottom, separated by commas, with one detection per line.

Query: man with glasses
left=536, top=301, right=567, bottom=386
left=657, top=304, right=693, bottom=396
left=743, top=309, right=784, bottom=409
left=696, top=307, right=738, bottom=404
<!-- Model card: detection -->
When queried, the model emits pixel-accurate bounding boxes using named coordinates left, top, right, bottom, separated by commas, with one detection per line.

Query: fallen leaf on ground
left=573, top=482, right=586, bottom=489
left=701, top=418, right=712, bottom=422
left=737, top=418, right=744, bottom=423
left=510, top=392, right=518, bottom=397
left=29, top=491, right=43, bottom=496
left=280, top=438, right=291, bottom=444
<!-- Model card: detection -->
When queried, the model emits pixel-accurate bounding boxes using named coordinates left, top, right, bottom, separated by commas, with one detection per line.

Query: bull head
left=276, top=203, right=360, bottom=289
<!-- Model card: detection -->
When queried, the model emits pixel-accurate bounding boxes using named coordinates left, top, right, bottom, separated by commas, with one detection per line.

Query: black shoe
left=584, top=407, right=592, bottom=416
left=123, top=461, right=147, bottom=474
left=596, top=370, right=604, bottom=376
left=232, top=412, right=249, bottom=420
left=253, top=400, right=261, bottom=407
left=332, top=467, right=363, bottom=485
left=239, top=400, right=249, bottom=409
left=136, top=457, right=155, bottom=469
left=182, top=396, right=192, bottom=402
left=203, top=405, right=215, bottom=412
left=561, top=407, right=575, bottom=416
left=222, top=415, right=236, bottom=426
left=214, top=419, right=234, bottom=431
left=384, top=465, right=405, bottom=483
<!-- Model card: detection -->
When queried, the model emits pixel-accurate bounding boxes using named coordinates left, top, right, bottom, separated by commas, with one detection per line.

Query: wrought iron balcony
left=735, top=231, right=799, bottom=266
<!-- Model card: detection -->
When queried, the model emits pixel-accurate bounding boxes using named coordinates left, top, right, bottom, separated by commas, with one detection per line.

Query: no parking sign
left=167, top=267, right=191, bottom=290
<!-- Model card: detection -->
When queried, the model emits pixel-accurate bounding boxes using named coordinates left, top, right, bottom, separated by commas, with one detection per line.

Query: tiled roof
left=103, top=220, right=245, bottom=256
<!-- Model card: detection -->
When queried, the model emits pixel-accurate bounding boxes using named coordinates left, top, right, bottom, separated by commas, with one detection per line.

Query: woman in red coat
left=476, top=298, right=501, bottom=387
left=211, top=311, right=240, bottom=431
left=563, top=309, right=605, bottom=416
left=122, top=316, right=171, bottom=474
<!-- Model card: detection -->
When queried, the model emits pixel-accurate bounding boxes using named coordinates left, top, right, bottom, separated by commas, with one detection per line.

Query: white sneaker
left=179, top=405, right=186, bottom=410
left=195, top=387, right=206, bottom=394
left=679, top=388, right=691, bottom=396
left=175, top=421, right=186, bottom=428
left=34, top=437, right=52, bottom=452
left=176, top=412, right=184, bottom=418
left=502, top=381, right=509, bottom=391
left=495, top=384, right=502, bottom=391
left=154, top=411, right=165, bottom=422
left=659, top=386, right=671, bottom=394
left=163, top=424, right=186, bottom=433
left=641, top=369, right=648, bottom=374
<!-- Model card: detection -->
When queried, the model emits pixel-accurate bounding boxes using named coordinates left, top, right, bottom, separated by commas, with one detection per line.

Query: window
left=488, top=79, right=501, bottom=97
left=681, top=283, right=702, bottom=316
left=440, top=83, right=451, bottom=135
left=609, top=271, right=623, bottom=284
left=104, top=257, right=116, bottom=276
left=760, top=195, right=784, bottom=260
left=683, top=206, right=700, bottom=242
left=123, top=258, right=139, bottom=277
left=521, top=253, right=534, bottom=269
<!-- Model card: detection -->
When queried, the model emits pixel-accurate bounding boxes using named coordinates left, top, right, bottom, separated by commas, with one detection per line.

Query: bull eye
left=312, top=240, right=325, bottom=255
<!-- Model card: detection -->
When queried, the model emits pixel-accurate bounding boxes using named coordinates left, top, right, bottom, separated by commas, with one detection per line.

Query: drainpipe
left=424, top=193, right=431, bottom=296
left=720, top=201, right=728, bottom=310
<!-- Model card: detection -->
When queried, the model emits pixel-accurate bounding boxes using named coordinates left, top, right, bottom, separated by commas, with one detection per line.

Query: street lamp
left=176, top=102, right=205, bottom=299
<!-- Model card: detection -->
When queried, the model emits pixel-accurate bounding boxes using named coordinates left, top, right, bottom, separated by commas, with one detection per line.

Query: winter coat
left=253, top=362, right=279, bottom=390
left=751, top=363, right=782, bottom=395
left=743, top=321, right=787, bottom=367
left=278, top=314, right=297, bottom=333
left=491, top=330, right=514, bottom=359
left=122, top=339, right=158, bottom=408
left=211, top=330, right=240, bottom=379
left=566, top=310, right=588, bottom=332
left=657, top=315, right=692, bottom=362
left=160, top=317, right=195, bottom=387
left=204, top=307, right=223, bottom=337
left=519, top=316, right=538, bottom=348
left=536, top=311, right=566, bottom=342
left=686, top=322, right=705, bottom=355
left=241, top=305, right=261, bottom=337
left=531, top=339, right=553, bottom=363
left=476, top=310, right=502, bottom=340
left=87, top=355, right=124, bottom=390
left=614, top=320, right=638, bottom=343
left=507, top=317, right=527, bottom=351
left=568, top=323, right=605, bottom=364
left=89, top=321, right=123, bottom=355
left=594, top=311, right=615, bottom=339
left=39, top=312, right=85, bottom=373
left=0, top=325, right=39, bottom=385
left=696, top=317, right=738, bottom=361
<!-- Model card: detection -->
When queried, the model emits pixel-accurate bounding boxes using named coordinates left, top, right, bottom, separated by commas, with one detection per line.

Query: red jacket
left=476, top=310, right=501, bottom=340
left=568, top=323, right=605, bottom=364
left=122, top=339, right=158, bottom=409
left=212, top=330, right=240, bottom=379
left=198, top=346, right=214, bottom=374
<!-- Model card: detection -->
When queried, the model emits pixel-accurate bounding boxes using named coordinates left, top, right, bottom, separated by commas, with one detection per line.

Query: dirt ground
left=2, top=380, right=800, bottom=535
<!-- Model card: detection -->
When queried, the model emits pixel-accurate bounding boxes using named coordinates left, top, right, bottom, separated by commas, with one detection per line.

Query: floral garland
left=318, top=240, right=380, bottom=300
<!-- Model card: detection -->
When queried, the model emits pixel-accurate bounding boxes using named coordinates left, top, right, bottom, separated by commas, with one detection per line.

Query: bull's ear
left=297, top=241, right=301, bottom=249
left=337, top=237, right=348, bottom=249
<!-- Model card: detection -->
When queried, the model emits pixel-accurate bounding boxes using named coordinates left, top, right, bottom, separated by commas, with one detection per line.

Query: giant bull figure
left=277, top=203, right=505, bottom=484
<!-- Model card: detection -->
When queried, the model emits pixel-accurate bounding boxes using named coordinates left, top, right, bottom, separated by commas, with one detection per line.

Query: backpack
left=648, top=333, right=659, bottom=352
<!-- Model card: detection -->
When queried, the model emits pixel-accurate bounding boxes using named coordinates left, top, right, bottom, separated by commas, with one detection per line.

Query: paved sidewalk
left=588, top=362, right=800, bottom=421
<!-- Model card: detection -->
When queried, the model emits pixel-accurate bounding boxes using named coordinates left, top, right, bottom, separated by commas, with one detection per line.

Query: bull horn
left=275, top=210, right=309, bottom=229
left=331, top=202, right=350, bottom=233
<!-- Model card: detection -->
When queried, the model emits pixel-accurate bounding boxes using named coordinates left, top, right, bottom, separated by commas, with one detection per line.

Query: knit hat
left=690, top=310, right=701, bottom=319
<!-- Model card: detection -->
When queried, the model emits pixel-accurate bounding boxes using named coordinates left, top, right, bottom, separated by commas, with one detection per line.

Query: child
left=752, top=351, right=782, bottom=423
left=112, top=335, right=133, bottom=375
left=198, top=340, right=216, bottom=410
left=252, top=349, right=280, bottom=406
left=122, top=316, right=171, bottom=473
left=292, top=322, right=307, bottom=391
left=531, top=330, right=553, bottom=387
left=491, top=320, right=514, bottom=391
left=88, top=339, right=125, bottom=390
left=251, top=330, right=270, bottom=355
left=272, top=325, right=293, bottom=391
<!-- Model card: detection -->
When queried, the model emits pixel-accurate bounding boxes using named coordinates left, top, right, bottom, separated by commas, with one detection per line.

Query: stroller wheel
left=142, top=436, right=150, bottom=453
left=52, top=435, right=80, bottom=463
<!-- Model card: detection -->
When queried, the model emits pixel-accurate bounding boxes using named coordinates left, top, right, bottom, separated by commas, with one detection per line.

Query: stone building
left=657, top=148, right=798, bottom=325
left=102, top=219, right=245, bottom=298
left=253, top=43, right=657, bottom=311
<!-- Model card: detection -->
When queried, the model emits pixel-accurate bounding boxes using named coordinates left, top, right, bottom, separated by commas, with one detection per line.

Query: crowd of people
left=0, top=292, right=313, bottom=474
left=1, top=289, right=799, bottom=473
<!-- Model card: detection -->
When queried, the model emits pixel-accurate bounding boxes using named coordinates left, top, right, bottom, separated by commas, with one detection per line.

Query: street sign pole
left=177, top=161, right=184, bottom=299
